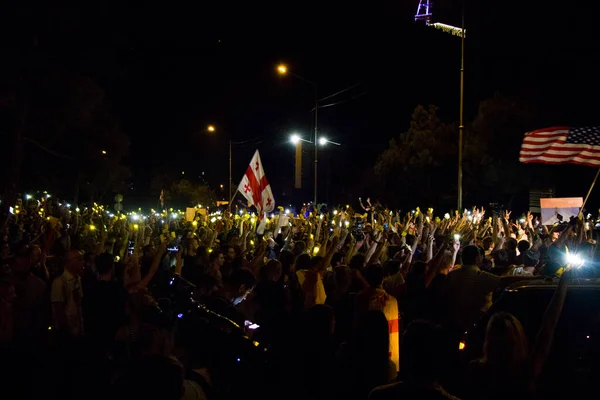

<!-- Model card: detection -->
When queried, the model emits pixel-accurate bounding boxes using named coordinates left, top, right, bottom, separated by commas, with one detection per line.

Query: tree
left=465, top=92, right=539, bottom=205
left=374, top=94, right=540, bottom=209
left=374, top=105, right=457, bottom=207
left=0, top=59, right=131, bottom=205
left=167, top=179, right=216, bottom=209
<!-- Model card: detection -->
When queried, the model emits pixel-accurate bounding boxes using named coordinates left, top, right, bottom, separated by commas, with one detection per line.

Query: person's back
left=441, top=246, right=500, bottom=333
left=369, top=320, right=460, bottom=400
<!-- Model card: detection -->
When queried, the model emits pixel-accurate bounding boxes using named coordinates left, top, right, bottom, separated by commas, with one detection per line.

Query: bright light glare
left=319, top=137, right=327, bottom=145
left=277, top=64, right=287, bottom=74
left=566, top=253, right=584, bottom=268
left=290, top=134, right=300, bottom=144
left=207, top=125, right=215, bottom=132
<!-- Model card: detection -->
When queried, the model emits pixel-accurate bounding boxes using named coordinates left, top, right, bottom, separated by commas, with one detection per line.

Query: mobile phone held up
left=245, top=320, right=260, bottom=330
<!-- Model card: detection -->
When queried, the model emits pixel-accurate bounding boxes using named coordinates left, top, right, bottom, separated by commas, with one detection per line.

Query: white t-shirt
left=51, top=269, right=84, bottom=336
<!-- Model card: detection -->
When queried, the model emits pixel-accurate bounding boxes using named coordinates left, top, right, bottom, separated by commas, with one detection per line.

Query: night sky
left=2, top=1, right=599, bottom=208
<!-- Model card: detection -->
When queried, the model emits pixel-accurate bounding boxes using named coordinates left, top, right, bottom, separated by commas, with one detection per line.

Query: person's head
left=95, top=252, right=115, bottom=278
left=29, top=245, right=42, bottom=265
left=523, top=249, right=540, bottom=268
left=438, top=251, right=455, bottom=274
left=0, top=279, right=16, bottom=304
left=209, top=250, right=225, bottom=267
left=483, top=236, right=494, bottom=251
left=402, top=320, right=445, bottom=383
left=333, top=265, right=352, bottom=294
left=490, top=249, right=509, bottom=269
left=363, top=264, right=384, bottom=288
left=382, top=260, right=401, bottom=277
left=483, top=312, right=528, bottom=369
left=267, top=238, right=275, bottom=249
left=306, top=304, right=335, bottom=338
left=0, top=242, right=10, bottom=258
left=331, top=252, right=344, bottom=268
left=63, top=249, right=84, bottom=276
left=11, top=248, right=31, bottom=274
left=142, top=244, right=156, bottom=259
left=409, top=261, right=427, bottom=278
left=223, top=245, right=236, bottom=261
left=461, top=245, right=482, bottom=267
left=223, top=268, right=256, bottom=305
left=83, top=252, right=95, bottom=269
left=261, top=259, right=282, bottom=282
left=517, top=240, right=530, bottom=255
left=292, top=240, right=306, bottom=256
left=294, top=253, right=311, bottom=271
left=349, top=253, right=367, bottom=270
left=505, top=238, right=518, bottom=251
left=405, top=234, right=416, bottom=247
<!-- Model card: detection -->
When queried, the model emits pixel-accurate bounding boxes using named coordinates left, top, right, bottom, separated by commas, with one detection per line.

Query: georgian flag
left=237, top=150, right=275, bottom=217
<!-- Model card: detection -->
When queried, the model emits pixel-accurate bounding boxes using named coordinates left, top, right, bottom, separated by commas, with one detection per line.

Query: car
left=460, top=278, right=600, bottom=397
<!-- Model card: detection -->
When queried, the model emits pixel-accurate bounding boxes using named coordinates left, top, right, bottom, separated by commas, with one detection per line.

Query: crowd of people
left=0, top=194, right=592, bottom=399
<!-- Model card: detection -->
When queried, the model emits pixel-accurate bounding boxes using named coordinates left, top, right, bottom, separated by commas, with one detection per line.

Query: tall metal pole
left=314, top=97, right=318, bottom=207
left=457, top=2, right=465, bottom=212
left=228, top=139, right=232, bottom=212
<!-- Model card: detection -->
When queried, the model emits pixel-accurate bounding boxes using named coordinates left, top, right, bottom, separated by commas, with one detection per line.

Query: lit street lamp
left=278, top=64, right=320, bottom=207
left=291, top=134, right=313, bottom=145
left=319, top=137, right=341, bottom=146
left=289, top=134, right=341, bottom=194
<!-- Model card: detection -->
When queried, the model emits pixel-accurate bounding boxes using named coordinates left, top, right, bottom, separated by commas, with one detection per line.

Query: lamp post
left=278, top=65, right=319, bottom=207
left=289, top=134, right=340, bottom=203
left=415, top=1, right=465, bottom=211
left=207, top=125, right=234, bottom=211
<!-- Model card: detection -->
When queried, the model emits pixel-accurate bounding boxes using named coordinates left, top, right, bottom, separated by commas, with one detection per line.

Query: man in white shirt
left=51, top=249, right=85, bottom=338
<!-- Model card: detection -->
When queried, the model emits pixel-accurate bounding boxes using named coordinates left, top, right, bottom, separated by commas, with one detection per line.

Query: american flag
left=519, top=126, right=600, bottom=167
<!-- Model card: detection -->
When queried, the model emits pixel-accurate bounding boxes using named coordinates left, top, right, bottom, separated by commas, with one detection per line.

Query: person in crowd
left=51, top=249, right=85, bottom=339
left=201, top=267, right=256, bottom=327
left=355, top=264, right=400, bottom=372
left=337, top=310, right=397, bottom=400
left=369, top=320, right=459, bottom=399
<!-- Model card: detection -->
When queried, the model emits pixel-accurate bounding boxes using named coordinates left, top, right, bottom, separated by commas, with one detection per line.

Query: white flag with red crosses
left=237, top=150, right=275, bottom=217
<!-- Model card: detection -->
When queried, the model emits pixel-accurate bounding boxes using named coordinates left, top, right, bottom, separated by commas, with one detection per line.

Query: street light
left=290, top=134, right=312, bottom=144
left=277, top=64, right=287, bottom=75
left=207, top=125, right=215, bottom=132
left=319, top=137, right=341, bottom=146
left=277, top=64, right=319, bottom=207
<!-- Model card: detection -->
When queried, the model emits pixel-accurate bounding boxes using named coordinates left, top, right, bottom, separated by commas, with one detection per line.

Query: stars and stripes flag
left=519, top=126, right=600, bottom=167
left=237, top=150, right=275, bottom=218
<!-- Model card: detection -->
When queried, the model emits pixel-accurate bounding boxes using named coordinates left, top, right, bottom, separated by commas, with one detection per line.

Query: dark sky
left=3, top=1, right=599, bottom=207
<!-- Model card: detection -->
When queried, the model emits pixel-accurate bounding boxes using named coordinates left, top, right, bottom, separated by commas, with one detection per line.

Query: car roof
left=504, top=278, right=600, bottom=292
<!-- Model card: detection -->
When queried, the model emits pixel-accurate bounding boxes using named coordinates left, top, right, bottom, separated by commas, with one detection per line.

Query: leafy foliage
left=375, top=105, right=457, bottom=207
left=374, top=94, right=537, bottom=209
left=167, top=179, right=216, bottom=209
left=0, top=63, right=131, bottom=203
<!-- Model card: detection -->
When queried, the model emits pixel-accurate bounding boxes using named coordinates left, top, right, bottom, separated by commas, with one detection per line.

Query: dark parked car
left=461, top=278, right=600, bottom=397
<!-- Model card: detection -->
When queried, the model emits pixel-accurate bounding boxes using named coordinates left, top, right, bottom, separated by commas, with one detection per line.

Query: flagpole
left=229, top=140, right=232, bottom=213
left=579, top=168, right=600, bottom=217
